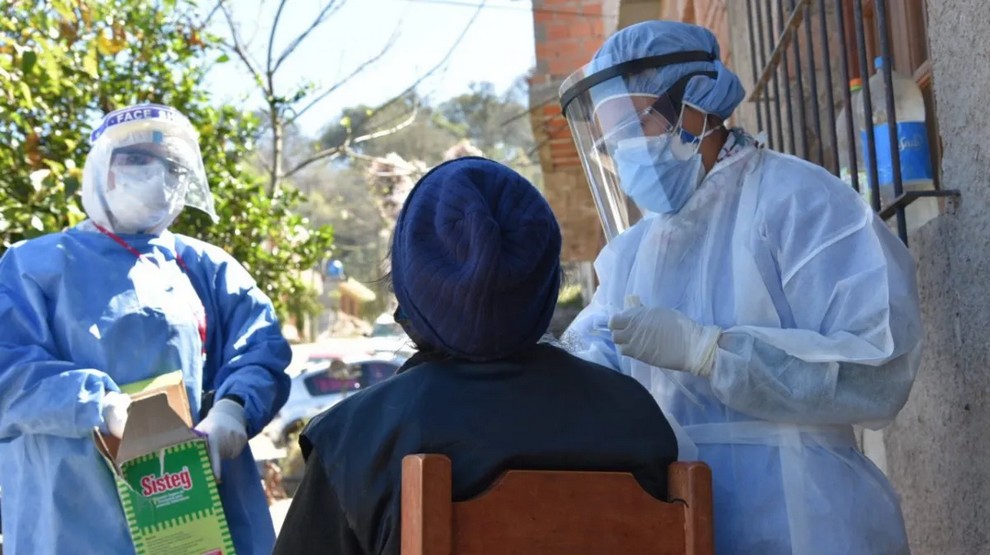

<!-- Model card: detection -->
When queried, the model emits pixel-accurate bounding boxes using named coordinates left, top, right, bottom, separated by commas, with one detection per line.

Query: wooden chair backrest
left=401, top=454, right=714, bottom=555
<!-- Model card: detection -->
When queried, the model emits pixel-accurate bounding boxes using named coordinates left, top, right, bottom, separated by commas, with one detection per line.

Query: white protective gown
left=567, top=143, right=920, bottom=554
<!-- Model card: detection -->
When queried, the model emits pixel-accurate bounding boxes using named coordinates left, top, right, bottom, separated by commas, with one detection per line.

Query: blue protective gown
left=0, top=223, right=291, bottom=555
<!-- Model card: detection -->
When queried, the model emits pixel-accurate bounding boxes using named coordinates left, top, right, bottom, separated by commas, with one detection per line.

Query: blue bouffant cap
left=592, top=20, right=745, bottom=120
left=391, top=157, right=562, bottom=361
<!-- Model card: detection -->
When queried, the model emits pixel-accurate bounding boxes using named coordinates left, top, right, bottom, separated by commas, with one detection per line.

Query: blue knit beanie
left=391, top=157, right=562, bottom=361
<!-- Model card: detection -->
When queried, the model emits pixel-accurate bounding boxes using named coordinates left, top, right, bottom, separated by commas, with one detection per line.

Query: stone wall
left=881, top=2, right=990, bottom=552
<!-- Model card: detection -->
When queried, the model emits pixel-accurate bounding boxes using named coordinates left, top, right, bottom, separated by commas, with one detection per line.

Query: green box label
left=115, top=440, right=235, bottom=555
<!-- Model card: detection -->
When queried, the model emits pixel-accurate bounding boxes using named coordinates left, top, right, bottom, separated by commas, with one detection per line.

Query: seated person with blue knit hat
left=273, top=157, right=678, bottom=555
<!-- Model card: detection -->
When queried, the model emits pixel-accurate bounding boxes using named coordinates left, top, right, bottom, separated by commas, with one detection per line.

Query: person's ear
left=706, top=114, right=725, bottom=130
left=679, top=106, right=708, bottom=135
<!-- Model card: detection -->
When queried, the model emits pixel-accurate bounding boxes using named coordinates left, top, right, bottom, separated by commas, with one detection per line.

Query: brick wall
left=530, top=0, right=613, bottom=261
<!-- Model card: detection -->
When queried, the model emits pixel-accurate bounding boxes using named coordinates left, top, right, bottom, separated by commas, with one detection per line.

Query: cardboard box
left=94, top=372, right=235, bottom=555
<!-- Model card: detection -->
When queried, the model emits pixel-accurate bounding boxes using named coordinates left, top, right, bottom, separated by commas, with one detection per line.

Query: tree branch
left=501, top=96, right=555, bottom=127
left=201, top=0, right=224, bottom=27
left=286, top=27, right=399, bottom=125
left=218, top=0, right=266, bottom=89
left=282, top=147, right=346, bottom=180
left=266, top=0, right=290, bottom=77
left=357, top=0, right=487, bottom=127
left=344, top=149, right=399, bottom=169
left=284, top=106, right=419, bottom=179
left=351, top=105, right=418, bottom=144
left=272, top=0, right=345, bottom=73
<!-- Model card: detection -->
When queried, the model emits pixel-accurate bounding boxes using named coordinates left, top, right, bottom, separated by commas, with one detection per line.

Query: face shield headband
left=559, top=50, right=716, bottom=114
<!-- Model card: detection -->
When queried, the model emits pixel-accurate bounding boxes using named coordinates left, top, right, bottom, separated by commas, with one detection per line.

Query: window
left=846, top=0, right=940, bottom=188
left=359, top=362, right=399, bottom=388
left=743, top=0, right=954, bottom=244
left=303, top=374, right=360, bottom=397
left=370, top=322, right=403, bottom=338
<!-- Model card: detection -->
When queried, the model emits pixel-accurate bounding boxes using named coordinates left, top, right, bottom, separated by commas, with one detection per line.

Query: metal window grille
left=744, top=0, right=958, bottom=245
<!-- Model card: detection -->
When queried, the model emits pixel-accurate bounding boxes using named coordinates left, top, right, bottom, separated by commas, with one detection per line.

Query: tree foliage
left=0, top=0, right=334, bottom=323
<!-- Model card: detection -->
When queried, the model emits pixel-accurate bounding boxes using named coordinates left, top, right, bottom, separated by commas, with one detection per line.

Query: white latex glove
left=101, top=391, right=132, bottom=438
left=195, top=398, right=248, bottom=480
left=609, top=304, right=722, bottom=377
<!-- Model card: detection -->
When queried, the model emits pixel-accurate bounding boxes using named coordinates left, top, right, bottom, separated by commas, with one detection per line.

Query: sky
left=203, top=0, right=537, bottom=136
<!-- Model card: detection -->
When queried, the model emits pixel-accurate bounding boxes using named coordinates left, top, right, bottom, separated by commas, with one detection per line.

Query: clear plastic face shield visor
left=85, top=105, right=217, bottom=225
left=559, top=51, right=716, bottom=241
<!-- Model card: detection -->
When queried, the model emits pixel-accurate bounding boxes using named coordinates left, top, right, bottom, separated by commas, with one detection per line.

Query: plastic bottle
left=863, top=56, right=938, bottom=233
left=836, top=78, right=869, bottom=206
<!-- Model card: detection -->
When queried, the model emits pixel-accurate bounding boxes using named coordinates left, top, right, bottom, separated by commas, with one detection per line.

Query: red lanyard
left=94, top=223, right=208, bottom=352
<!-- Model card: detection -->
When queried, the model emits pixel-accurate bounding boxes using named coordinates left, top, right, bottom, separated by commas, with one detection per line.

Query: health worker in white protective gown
left=559, top=20, right=921, bottom=555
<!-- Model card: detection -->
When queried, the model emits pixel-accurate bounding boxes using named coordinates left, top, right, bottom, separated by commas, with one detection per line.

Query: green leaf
left=64, top=174, right=81, bottom=197
left=82, top=44, right=98, bottom=78
left=17, top=81, right=33, bottom=109
left=21, top=50, right=37, bottom=74
left=216, top=53, right=229, bottom=63
left=29, top=169, right=51, bottom=191
left=51, top=1, right=76, bottom=23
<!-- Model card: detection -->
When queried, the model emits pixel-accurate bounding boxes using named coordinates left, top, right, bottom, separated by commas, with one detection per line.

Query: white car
left=264, top=352, right=406, bottom=445
left=364, top=312, right=416, bottom=358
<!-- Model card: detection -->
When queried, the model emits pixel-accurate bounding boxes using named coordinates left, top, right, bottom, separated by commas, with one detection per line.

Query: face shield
left=559, top=51, right=716, bottom=240
left=81, top=104, right=216, bottom=234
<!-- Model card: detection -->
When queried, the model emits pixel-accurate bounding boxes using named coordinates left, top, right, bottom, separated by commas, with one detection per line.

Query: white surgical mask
left=105, top=165, right=184, bottom=233
left=612, top=116, right=718, bottom=215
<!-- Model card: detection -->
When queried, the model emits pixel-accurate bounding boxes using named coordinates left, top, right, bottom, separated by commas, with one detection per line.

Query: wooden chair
left=401, top=454, right=714, bottom=555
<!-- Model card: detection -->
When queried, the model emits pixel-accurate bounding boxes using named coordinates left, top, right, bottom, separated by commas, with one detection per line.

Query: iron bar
left=874, top=0, right=908, bottom=242
left=834, top=0, right=860, bottom=192
left=747, top=0, right=812, bottom=100
left=745, top=0, right=765, bottom=131
left=789, top=0, right=809, bottom=160
left=766, top=0, right=785, bottom=150
left=818, top=0, right=839, bottom=175
left=754, top=0, right=775, bottom=148
left=878, top=190, right=959, bottom=221
left=802, top=3, right=824, bottom=165
left=853, top=0, right=882, bottom=212
left=777, top=0, right=797, bottom=154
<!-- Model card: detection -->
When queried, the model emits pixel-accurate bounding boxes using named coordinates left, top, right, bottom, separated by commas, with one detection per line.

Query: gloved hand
left=101, top=391, right=132, bottom=438
left=609, top=304, right=722, bottom=377
left=194, top=398, right=248, bottom=480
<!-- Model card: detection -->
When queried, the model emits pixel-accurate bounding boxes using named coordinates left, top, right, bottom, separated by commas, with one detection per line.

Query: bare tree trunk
left=271, top=113, right=284, bottom=198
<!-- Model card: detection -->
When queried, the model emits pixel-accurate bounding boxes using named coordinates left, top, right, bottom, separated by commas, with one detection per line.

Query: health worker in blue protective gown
left=558, top=21, right=922, bottom=554
left=0, top=103, right=291, bottom=555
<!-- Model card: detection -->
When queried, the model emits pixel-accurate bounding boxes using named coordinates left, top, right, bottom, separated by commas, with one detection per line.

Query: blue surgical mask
left=612, top=130, right=705, bottom=214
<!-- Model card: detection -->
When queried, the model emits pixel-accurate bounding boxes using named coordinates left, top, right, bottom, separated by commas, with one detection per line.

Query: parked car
left=364, top=312, right=416, bottom=358
left=264, top=352, right=406, bottom=445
